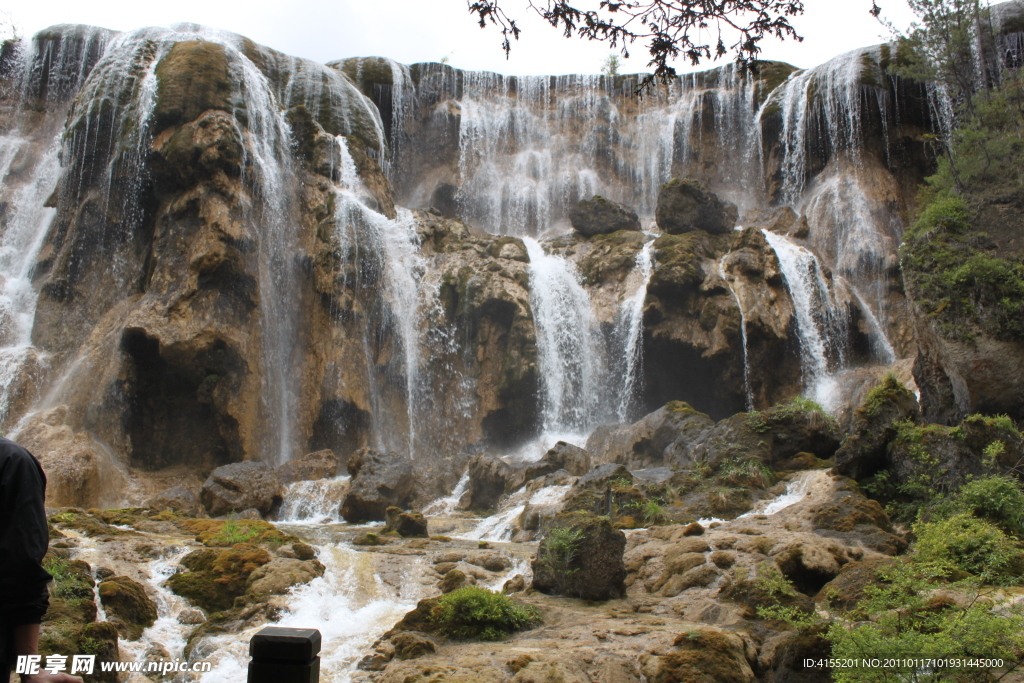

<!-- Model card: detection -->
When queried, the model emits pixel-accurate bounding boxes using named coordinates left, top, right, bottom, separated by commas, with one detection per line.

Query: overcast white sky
left=2, top=0, right=918, bottom=74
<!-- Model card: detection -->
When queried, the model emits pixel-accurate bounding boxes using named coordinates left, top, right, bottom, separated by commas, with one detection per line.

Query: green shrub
left=827, top=561, right=1024, bottom=682
left=948, top=475, right=1024, bottom=537
left=901, top=194, right=1024, bottom=341
left=913, top=514, right=1024, bottom=584
left=536, top=526, right=584, bottom=594
left=746, top=396, right=835, bottom=434
left=429, top=586, right=540, bottom=641
left=860, top=373, right=914, bottom=420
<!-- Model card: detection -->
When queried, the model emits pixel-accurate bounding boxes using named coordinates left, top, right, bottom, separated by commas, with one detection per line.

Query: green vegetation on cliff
left=901, top=195, right=1024, bottom=340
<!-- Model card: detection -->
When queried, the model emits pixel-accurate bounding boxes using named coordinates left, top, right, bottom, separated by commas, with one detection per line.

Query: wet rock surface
left=569, top=196, right=642, bottom=237
left=656, top=179, right=739, bottom=235
left=200, top=461, right=284, bottom=517
left=341, top=448, right=415, bottom=522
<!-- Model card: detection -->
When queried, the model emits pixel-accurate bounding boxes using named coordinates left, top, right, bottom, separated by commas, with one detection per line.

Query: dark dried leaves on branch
left=468, top=0, right=807, bottom=88
left=469, top=0, right=887, bottom=92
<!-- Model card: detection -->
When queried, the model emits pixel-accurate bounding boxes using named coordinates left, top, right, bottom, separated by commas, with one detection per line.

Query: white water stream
left=761, top=229, right=849, bottom=409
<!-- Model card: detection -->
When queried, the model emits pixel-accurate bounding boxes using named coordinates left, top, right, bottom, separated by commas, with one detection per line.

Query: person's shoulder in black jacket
left=0, top=437, right=52, bottom=629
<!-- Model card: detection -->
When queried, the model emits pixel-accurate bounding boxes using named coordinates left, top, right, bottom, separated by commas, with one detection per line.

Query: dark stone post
left=247, top=627, right=321, bottom=683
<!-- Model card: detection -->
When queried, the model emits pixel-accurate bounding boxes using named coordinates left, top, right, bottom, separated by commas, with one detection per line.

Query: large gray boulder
left=656, top=178, right=738, bottom=235
left=464, top=454, right=515, bottom=512
left=200, top=461, right=283, bottom=517
left=147, top=484, right=201, bottom=516
left=340, top=448, right=414, bottom=523
left=277, top=449, right=339, bottom=484
left=569, top=196, right=641, bottom=237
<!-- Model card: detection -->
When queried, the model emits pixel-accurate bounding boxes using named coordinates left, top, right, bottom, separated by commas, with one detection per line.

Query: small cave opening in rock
left=309, top=399, right=371, bottom=472
left=776, top=552, right=840, bottom=596
left=121, top=327, right=232, bottom=472
left=641, top=336, right=746, bottom=421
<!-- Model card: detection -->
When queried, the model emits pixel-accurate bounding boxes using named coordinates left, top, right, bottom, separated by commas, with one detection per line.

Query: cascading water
left=388, top=64, right=758, bottom=235
left=0, top=26, right=117, bottom=428
left=523, top=237, right=608, bottom=438
left=278, top=476, right=352, bottom=523
left=329, top=135, right=443, bottom=458
left=196, top=543, right=429, bottom=683
left=761, top=229, right=850, bottom=408
left=613, top=239, right=655, bottom=421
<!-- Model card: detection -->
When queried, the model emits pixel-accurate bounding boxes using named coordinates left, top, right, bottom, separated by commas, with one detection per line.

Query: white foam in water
left=198, top=544, right=425, bottom=683
left=423, top=471, right=470, bottom=515
left=462, top=484, right=571, bottom=542
left=278, top=476, right=351, bottom=523
left=697, top=470, right=821, bottom=526
left=505, top=431, right=589, bottom=464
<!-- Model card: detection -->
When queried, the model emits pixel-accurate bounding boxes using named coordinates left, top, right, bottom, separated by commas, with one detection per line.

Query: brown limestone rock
left=340, top=448, right=414, bottom=522
left=147, top=484, right=201, bottom=516
left=383, top=507, right=429, bottom=538
left=277, top=449, right=339, bottom=484
left=532, top=512, right=627, bottom=601
left=642, top=628, right=755, bottom=683
left=464, top=454, right=516, bottom=512
left=153, top=40, right=233, bottom=131
left=245, top=557, right=326, bottom=596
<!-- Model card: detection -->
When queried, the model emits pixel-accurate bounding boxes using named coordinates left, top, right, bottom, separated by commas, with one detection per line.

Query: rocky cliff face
left=0, top=14, right=1020, bottom=509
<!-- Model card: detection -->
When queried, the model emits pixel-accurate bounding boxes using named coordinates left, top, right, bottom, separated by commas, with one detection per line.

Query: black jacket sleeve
left=0, top=437, right=51, bottom=626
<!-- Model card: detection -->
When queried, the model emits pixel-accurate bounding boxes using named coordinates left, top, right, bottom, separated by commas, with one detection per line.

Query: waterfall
left=761, top=229, right=849, bottom=409
left=0, top=26, right=117, bottom=427
left=331, top=137, right=428, bottom=458
left=614, top=239, right=655, bottom=421
left=770, top=46, right=893, bottom=204
left=431, top=66, right=759, bottom=235
left=278, top=476, right=351, bottom=523
left=523, top=237, right=607, bottom=437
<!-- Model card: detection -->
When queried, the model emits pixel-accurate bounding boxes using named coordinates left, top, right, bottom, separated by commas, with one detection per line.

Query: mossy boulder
left=568, top=195, right=641, bottom=237
left=39, top=621, right=120, bottom=683
left=393, top=586, right=540, bottom=641
left=642, top=628, right=755, bottom=683
left=656, top=178, right=739, bottom=235
left=180, top=518, right=291, bottom=547
left=834, top=374, right=920, bottom=480
left=245, top=557, right=325, bottom=596
left=383, top=507, right=429, bottom=538
left=815, top=556, right=894, bottom=612
left=532, top=511, right=627, bottom=601
left=153, top=40, right=233, bottom=132
left=98, top=575, right=158, bottom=640
left=167, top=544, right=271, bottom=612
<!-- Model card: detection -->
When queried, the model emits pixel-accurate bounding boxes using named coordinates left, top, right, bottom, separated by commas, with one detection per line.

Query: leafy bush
left=429, top=586, right=540, bottom=641
left=901, top=194, right=1024, bottom=341
left=946, top=475, right=1024, bottom=537
left=913, top=514, right=1024, bottom=584
left=746, top=396, right=835, bottom=434
left=536, top=526, right=585, bottom=594
left=827, top=561, right=1024, bottom=682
